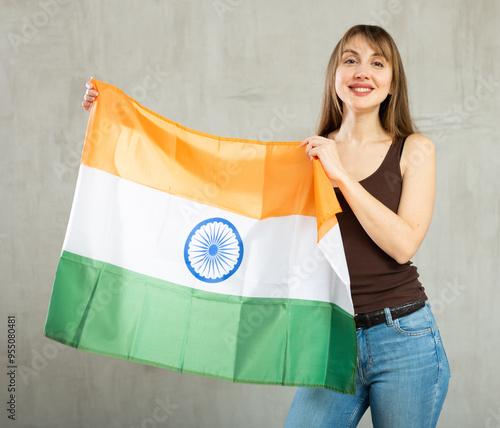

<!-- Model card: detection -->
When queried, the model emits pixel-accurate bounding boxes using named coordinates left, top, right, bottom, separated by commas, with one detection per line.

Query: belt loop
left=384, top=307, right=393, bottom=326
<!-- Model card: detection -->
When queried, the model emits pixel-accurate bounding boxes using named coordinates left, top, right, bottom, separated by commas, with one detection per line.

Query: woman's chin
left=342, top=100, right=381, bottom=114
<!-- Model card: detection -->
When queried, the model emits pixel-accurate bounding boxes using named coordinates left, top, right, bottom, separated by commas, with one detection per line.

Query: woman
left=82, top=24, right=450, bottom=427
left=287, top=25, right=450, bottom=427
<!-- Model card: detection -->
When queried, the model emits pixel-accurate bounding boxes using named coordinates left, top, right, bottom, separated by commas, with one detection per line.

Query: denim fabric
left=285, top=301, right=450, bottom=428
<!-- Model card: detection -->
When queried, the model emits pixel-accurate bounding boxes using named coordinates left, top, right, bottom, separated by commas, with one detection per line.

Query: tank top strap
left=387, top=135, right=406, bottom=164
left=398, top=135, right=408, bottom=160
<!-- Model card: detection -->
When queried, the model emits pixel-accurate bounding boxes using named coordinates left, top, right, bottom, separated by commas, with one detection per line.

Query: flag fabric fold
left=44, top=79, right=357, bottom=394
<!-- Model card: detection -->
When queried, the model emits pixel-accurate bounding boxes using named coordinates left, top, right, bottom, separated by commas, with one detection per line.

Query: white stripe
left=63, top=165, right=353, bottom=314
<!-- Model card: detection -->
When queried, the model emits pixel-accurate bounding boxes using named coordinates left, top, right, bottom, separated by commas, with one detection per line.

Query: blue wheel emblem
left=184, top=217, right=244, bottom=283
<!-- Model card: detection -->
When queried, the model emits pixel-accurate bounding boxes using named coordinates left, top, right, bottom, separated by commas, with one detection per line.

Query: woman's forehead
left=342, top=34, right=391, bottom=60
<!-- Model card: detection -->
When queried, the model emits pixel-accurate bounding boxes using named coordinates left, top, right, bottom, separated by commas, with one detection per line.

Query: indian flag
left=44, top=79, right=356, bottom=394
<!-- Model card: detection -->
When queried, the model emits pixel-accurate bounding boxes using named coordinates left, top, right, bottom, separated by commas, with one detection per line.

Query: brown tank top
left=329, top=135, right=427, bottom=314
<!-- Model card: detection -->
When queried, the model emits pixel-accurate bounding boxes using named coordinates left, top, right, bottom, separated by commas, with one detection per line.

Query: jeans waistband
left=355, top=300, right=426, bottom=330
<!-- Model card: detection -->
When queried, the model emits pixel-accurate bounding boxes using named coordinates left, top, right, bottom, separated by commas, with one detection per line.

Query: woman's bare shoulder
left=401, top=133, right=436, bottom=176
left=404, top=133, right=435, bottom=154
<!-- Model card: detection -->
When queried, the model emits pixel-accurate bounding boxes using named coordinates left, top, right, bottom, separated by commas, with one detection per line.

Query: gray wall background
left=1, top=0, right=499, bottom=427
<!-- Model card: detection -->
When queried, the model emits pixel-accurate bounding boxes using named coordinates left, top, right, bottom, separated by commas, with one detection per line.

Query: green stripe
left=44, top=251, right=356, bottom=393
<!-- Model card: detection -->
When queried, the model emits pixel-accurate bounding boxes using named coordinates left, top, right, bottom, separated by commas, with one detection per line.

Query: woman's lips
left=349, top=86, right=374, bottom=96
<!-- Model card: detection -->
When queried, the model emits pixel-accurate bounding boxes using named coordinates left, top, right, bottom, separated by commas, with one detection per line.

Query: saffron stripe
left=83, top=79, right=341, bottom=232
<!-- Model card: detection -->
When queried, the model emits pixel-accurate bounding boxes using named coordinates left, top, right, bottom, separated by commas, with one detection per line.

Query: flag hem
left=43, top=331, right=356, bottom=394
left=90, top=78, right=303, bottom=146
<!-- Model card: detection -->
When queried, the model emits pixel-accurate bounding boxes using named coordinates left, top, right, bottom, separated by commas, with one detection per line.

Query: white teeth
left=350, top=87, right=372, bottom=92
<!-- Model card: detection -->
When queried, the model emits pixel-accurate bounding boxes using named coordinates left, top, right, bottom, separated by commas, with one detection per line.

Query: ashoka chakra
left=184, top=217, right=243, bottom=283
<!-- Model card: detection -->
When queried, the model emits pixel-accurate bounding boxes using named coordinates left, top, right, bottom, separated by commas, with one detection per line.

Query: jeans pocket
left=394, top=307, right=433, bottom=337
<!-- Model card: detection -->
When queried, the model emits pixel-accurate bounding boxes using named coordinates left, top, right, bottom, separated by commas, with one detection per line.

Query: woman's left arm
left=304, top=134, right=436, bottom=264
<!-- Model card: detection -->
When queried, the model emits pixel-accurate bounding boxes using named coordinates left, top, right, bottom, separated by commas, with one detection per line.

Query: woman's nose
left=354, top=65, right=369, bottom=79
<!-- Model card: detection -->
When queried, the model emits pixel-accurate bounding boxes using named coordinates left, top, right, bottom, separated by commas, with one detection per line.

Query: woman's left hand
left=300, top=136, right=347, bottom=183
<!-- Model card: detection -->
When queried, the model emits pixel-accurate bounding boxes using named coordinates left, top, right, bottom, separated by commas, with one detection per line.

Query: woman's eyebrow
left=342, top=49, right=385, bottom=58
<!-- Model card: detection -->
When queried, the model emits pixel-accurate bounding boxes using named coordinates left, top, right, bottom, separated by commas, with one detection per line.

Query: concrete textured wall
left=1, top=0, right=499, bottom=427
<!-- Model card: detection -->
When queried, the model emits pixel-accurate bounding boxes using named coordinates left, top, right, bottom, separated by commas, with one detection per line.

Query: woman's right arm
left=82, top=79, right=98, bottom=112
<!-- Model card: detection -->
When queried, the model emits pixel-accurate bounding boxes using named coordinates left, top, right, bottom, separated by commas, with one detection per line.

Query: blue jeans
left=285, top=301, right=450, bottom=428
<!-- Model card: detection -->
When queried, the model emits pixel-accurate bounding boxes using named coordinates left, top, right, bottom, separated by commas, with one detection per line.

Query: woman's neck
left=334, top=107, right=391, bottom=146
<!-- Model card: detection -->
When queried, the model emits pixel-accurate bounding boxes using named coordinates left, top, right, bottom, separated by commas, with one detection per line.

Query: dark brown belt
left=355, top=300, right=426, bottom=330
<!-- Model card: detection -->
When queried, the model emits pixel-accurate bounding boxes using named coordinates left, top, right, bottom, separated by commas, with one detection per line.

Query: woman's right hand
left=82, top=79, right=98, bottom=112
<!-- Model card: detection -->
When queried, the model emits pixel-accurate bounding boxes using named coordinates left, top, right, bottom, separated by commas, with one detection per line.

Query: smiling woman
left=286, top=25, right=450, bottom=428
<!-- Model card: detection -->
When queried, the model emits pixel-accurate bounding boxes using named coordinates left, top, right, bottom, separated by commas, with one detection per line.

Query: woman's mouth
left=349, top=86, right=374, bottom=96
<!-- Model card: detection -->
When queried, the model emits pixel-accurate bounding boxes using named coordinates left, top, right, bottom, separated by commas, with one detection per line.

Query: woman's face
left=334, top=35, right=393, bottom=114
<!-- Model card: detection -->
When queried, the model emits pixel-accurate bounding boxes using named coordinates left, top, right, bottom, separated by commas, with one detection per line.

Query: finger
left=308, top=152, right=317, bottom=162
left=308, top=147, right=322, bottom=159
left=301, top=138, right=318, bottom=148
left=84, top=94, right=96, bottom=102
left=86, top=89, right=98, bottom=97
left=303, top=146, right=316, bottom=160
left=307, top=137, right=324, bottom=147
left=86, top=81, right=93, bottom=89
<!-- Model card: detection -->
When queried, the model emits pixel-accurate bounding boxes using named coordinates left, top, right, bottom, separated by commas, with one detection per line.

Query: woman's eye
left=345, top=59, right=356, bottom=64
left=373, top=61, right=384, bottom=67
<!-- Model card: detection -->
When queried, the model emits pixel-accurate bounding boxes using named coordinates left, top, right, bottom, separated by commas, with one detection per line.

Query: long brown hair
left=317, top=25, right=417, bottom=139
